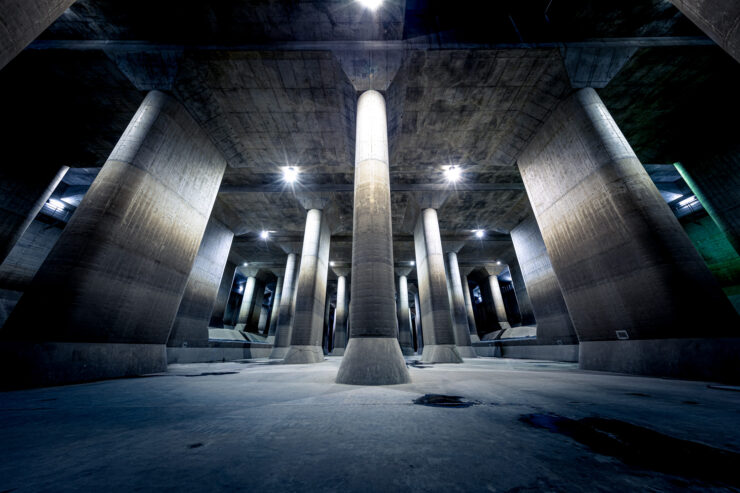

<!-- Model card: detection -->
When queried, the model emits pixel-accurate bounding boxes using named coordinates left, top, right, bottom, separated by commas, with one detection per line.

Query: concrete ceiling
left=2, top=0, right=735, bottom=272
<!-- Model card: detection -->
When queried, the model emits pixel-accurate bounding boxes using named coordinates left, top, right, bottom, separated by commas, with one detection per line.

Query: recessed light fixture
left=410, top=261, right=415, bottom=266
left=445, top=165, right=462, bottom=183
left=496, top=260, right=502, bottom=265
left=358, top=0, right=382, bottom=10
left=242, top=262, right=248, bottom=267
left=475, top=230, right=484, bottom=238
left=330, top=261, right=336, bottom=267
left=283, top=167, right=299, bottom=184
left=260, top=230, right=270, bottom=240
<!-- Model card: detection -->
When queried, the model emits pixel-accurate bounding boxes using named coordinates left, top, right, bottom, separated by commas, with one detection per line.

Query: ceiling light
left=260, top=230, right=270, bottom=240
left=330, top=261, right=336, bottom=267
left=496, top=260, right=502, bottom=265
left=283, top=167, right=298, bottom=184
left=410, top=261, right=415, bottom=266
left=358, top=0, right=382, bottom=10
left=242, top=262, right=248, bottom=267
left=475, top=230, right=484, bottom=238
left=445, top=165, right=462, bottom=183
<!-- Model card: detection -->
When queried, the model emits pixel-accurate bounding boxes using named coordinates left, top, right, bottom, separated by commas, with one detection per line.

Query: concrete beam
left=669, top=0, right=740, bottom=63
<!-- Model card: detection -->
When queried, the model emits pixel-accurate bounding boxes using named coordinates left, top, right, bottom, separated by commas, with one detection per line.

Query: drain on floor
left=413, top=394, right=477, bottom=408
left=181, top=371, right=239, bottom=377
left=520, top=413, right=740, bottom=487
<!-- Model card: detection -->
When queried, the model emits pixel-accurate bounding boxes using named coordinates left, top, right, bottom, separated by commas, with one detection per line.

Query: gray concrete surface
left=461, top=274, right=479, bottom=343
left=518, top=88, right=739, bottom=380
left=331, top=271, right=348, bottom=355
left=337, top=90, right=410, bottom=385
left=269, top=253, right=298, bottom=359
left=396, top=273, right=415, bottom=355
left=670, top=0, right=740, bottom=62
left=2, top=357, right=739, bottom=492
left=446, top=252, right=476, bottom=358
left=0, top=91, right=227, bottom=388
left=209, top=261, right=237, bottom=328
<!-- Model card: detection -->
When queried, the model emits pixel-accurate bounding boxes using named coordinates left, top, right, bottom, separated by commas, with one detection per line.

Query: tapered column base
left=282, top=345, right=325, bottom=364
left=420, top=344, right=463, bottom=364
left=336, top=338, right=411, bottom=385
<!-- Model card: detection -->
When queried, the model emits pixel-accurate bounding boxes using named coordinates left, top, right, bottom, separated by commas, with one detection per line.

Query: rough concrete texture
left=5, top=357, right=740, bottom=491
left=0, top=0, right=76, bottom=70
left=446, top=252, right=475, bottom=357
left=166, top=344, right=273, bottom=364
left=488, top=273, right=512, bottom=330
left=0, top=165, right=67, bottom=265
left=209, top=261, right=237, bottom=328
left=461, top=275, right=479, bottom=343
left=670, top=0, right=740, bottom=62
left=0, top=91, right=227, bottom=387
left=335, top=337, right=410, bottom=385
left=284, top=209, right=331, bottom=364
left=413, top=290, right=423, bottom=353
left=676, top=157, right=740, bottom=256
left=168, top=217, right=234, bottom=348
left=510, top=215, right=578, bottom=345
left=414, top=209, right=462, bottom=364
left=474, top=342, right=580, bottom=362
left=337, top=90, right=410, bottom=385
left=518, top=88, right=738, bottom=379
left=235, top=276, right=257, bottom=327
left=396, top=275, right=415, bottom=355
left=266, top=276, right=283, bottom=340
left=507, top=257, right=536, bottom=326
left=331, top=274, right=348, bottom=354
left=269, top=253, right=298, bottom=358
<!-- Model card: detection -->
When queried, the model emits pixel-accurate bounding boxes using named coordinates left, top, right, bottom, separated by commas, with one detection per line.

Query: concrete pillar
left=210, top=261, right=237, bottom=328
left=270, top=253, right=298, bottom=359
left=413, top=208, right=463, bottom=364
left=284, top=209, right=331, bottom=364
left=0, top=91, right=227, bottom=388
left=668, top=0, right=740, bottom=63
left=413, top=291, right=423, bottom=353
left=0, top=0, right=77, bottom=71
left=675, top=159, right=740, bottom=256
left=266, top=276, right=282, bottom=342
left=511, top=215, right=578, bottom=346
left=258, top=304, right=269, bottom=334
left=247, top=281, right=266, bottom=332
left=235, top=276, right=257, bottom=329
left=446, top=252, right=476, bottom=358
left=323, top=292, right=332, bottom=355
left=462, top=274, right=479, bottom=343
left=332, top=272, right=349, bottom=355
left=167, top=217, right=233, bottom=349
left=336, top=90, right=410, bottom=385
left=396, top=274, right=414, bottom=355
left=488, top=271, right=511, bottom=330
left=508, top=259, right=536, bottom=326
left=0, top=165, right=68, bottom=265
left=518, top=88, right=739, bottom=381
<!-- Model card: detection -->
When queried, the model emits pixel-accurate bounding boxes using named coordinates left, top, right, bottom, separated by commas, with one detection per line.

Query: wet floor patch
left=413, top=394, right=477, bottom=408
left=407, top=361, right=431, bottom=369
left=188, top=443, right=204, bottom=449
left=180, top=371, right=239, bottom=377
left=520, top=413, right=740, bottom=488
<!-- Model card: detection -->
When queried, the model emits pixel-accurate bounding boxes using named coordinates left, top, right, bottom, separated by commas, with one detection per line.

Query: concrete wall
left=167, top=217, right=233, bottom=348
left=0, top=91, right=227, bottom=388
left=518, top=88, right=739, bottom=381
left=669, top=0, right=740, bottom=63
left=210, top=261, right=237, bottom=327
left=510, top=215, right=578, bottom=345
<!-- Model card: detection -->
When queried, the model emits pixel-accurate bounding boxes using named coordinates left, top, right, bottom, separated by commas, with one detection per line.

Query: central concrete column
left=331, top=269, right=349, bottom=355
left=447, top=252, right=476, bottom=358
left=414, top=208, right=463, bottom=363
left=336, top=90, right=410, bottom=385
left=412, top=289, right=423, bottom=353
left=235, top=276, right=257, bottom=330
left=396, top=273, right=414, bottom=355
left=461, top=273, right=479, bottom=343
left=0, top=91, right=227, bottom=388
left=284, top=209, right=331, bottom=364
left=487, top=269, right=511, bottom=330
left=210, top=261, right=237, bottom=328
left=270, top=253, right=298, bottom=359
left=167, top=217, right=234, bottom=349
left=266, top=276, right=283, bottom=343
left=518, top=88, right=739, bottom=381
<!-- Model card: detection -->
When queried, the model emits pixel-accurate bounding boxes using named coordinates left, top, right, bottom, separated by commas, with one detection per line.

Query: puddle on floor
left=413, top=394, right=477, bottom=408
left=180, top=371, right=240, bottom=377
left=520, top=413, right=740, bottom=488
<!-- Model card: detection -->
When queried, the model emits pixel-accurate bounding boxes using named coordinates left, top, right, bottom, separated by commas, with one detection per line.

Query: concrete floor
left=1, top=357, right=739, bottom=492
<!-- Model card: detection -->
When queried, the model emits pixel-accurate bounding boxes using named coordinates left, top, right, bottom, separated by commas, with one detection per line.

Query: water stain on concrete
left=520, top=413, right=740, bottom=488
left=413, top=394, right=477, bottom=408
left=181, top=371, right=239, bottom=377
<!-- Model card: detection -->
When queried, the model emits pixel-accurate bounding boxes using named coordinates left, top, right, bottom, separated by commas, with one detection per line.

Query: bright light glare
left=283, top=167, right=299, bottom=183
left=48, top=198, right=66, bottom=209
left=445, top=166, right=462, bottom=183
left=410, top=261, right=415, bottom=266
left=678, top=195, right=697, bottom=207
left=260, top=230, right=270, bottom=240
left=475, top=230, right=484, bottom=238
left=496, top=260, right=502, bottom=265
left=359, top=0, right=382, bottom=10
left=330, top=261, right=336, bottom=267
left=242, top=262, right=248, bottom=267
